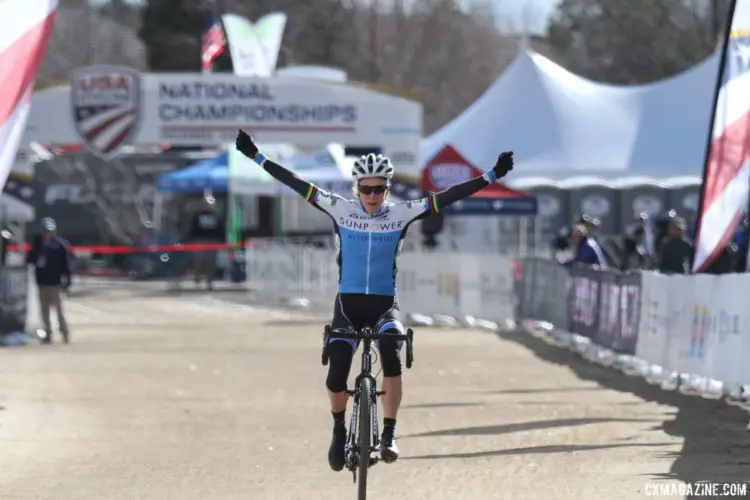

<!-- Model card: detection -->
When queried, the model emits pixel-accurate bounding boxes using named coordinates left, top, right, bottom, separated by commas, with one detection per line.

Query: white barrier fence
left=15, top=240, right=750, bottom=406
left=516, top=260, right=750, bottom=404
left=635, top=272, right=750, bottom=397
left=245, top=242, right=516, bottom=324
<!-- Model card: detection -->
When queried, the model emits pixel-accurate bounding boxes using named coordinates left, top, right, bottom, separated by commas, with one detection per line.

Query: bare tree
left=545, top=0, right=725, bottom=84
left=37, top=1, right=146, bottom=88
left=373, top=0, right=515, bottom=133
left=138, top=0, right=515, bottom=133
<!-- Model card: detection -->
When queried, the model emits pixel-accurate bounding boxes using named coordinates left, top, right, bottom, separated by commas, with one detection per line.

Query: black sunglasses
left=358, top=184, right=388, bottom=195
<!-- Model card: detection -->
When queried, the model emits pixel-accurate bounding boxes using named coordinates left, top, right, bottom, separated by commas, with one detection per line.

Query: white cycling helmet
left=352, top=153, right=394, bottom=181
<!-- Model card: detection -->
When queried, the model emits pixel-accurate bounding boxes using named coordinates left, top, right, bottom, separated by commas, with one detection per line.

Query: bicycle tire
left=357, top=377, right=371, bottom=500
left=406, top=328, right=414, bottom=369
left=322, top=325, right=331, bottom=366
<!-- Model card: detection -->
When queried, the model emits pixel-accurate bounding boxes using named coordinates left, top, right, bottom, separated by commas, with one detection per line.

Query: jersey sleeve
left=305, top=184, right=348, bottom=217
left=401, top=175, right=493, bottom=222
left=256, top=156, right=345, bottom=217
left=399, top=197, right=435, bottom=222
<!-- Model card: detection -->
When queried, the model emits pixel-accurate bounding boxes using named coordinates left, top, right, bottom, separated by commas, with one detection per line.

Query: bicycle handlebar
left=322, top=324, right=414, bottom=368
left=327, top=330, right=409, bottom=341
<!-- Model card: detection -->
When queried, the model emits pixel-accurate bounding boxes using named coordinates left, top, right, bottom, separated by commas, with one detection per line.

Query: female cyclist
left=235, top=129, right=514, bottom=470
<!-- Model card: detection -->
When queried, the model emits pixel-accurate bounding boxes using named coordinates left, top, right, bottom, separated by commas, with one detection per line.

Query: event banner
left=23, top=68, right=422, bottom=174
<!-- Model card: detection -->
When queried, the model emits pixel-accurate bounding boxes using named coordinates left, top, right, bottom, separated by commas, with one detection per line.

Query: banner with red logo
left=420, top=145, right=537, bottom=215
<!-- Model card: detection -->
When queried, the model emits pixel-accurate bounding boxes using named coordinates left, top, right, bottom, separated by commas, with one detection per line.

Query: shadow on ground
left=401, top=402, right=485, bottom=410
left=401, top=416, right=658, bottom=440
left=496, top=328, right=750, bottom=498
left=474, top=386, right=603, bottom=395
left=403, top=442, right=673, bottom=461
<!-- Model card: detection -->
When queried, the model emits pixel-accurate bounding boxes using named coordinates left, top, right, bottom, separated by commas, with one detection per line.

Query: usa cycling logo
left=70, top=65, right=142, bottom=159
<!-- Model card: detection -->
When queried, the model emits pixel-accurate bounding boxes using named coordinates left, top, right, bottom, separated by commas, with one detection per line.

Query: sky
left=91, top=0, right=561, bottom=35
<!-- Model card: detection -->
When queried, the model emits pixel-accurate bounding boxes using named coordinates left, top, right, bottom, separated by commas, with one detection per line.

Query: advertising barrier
left=635, top=272, right=750, bottom=390
left=245, top=242, right=516, bottom=322
left=566, top=266, right=641, bottom=354
left=515, top=258, right=641, bottom=354
left=516, top=258, right=568, bottom=328
left=516, top=257, right=750, bottom=402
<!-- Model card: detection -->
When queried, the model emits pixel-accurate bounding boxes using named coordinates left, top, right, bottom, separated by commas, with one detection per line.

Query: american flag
left=0, top=0, right=58, bottom=193
left=202, top=13, right=226, bottom=73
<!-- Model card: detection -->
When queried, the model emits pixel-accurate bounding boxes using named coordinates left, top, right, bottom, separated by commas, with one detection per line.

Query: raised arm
left=235, top=129, right=335, bottom=209
left=433, top=152, right=514, bottom=210
left=402, top=152, right=515, bottom=222
left=235, top=129, right=315, bottom=199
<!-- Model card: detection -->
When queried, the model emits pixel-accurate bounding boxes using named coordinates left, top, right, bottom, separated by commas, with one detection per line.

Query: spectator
left=561, top=224, right=606, bottom=268
left=0, top=227, right=13, bottom=266
left=704, top=244, right=734, bottom=274
left=578, top=214, right=600, bottom=234
left=185, top=194, right=225, bottom=290
left=25, top=217, right=72, bottom=344
left=577, top=215, right=609, bottom=268
left=551, top=224, right=571, bottom=251
left=622, top=212, right=656, bottom=270
left=684, top=208, right=698, bottom=245
left=731, top=213, right=748, bottom=248
left=657, top=216, right=692, bottom=274
left=735, top=215, right=750, bottom=271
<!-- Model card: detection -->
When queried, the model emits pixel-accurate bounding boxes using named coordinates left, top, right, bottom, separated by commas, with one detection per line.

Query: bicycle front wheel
left=357, top=377, right=372, bottom=500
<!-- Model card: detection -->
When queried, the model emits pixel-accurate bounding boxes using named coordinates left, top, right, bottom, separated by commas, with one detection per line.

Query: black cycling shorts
left=325, top=294, right=405, bottom=390
left=330, top=293, right=403, bottom=347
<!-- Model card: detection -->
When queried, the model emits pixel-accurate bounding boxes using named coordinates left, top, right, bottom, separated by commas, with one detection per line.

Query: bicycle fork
left=344, top=376, right=383, bottom=473
left=345, top=387, right=360, bottom=472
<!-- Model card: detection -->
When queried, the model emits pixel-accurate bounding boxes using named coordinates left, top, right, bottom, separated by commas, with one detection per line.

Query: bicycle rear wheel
left=357, top=377, right=371, bottom=500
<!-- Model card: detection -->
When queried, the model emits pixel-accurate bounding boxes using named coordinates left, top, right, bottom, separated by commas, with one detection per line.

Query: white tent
left=422, top=49, right=720, bottom=177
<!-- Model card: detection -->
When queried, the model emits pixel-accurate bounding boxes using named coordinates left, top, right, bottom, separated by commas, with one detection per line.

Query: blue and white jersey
left=305, top=186, right=437, bottom=296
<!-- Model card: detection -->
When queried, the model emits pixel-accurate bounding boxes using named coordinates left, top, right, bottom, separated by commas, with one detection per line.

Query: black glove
left=492, top=152, right=514, bottom=178
left=235, top=129, right=258, bottom=158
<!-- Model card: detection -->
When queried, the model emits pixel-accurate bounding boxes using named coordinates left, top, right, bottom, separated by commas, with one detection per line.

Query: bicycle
left=321, top=323, right=414, bottom=500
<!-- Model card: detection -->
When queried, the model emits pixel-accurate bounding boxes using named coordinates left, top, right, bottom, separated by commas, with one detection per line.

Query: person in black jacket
left=658, top=216, right=693, bottom=274
left=25, top=217, right=72, bottom=344
left=185, top=195, right=225, bottom=290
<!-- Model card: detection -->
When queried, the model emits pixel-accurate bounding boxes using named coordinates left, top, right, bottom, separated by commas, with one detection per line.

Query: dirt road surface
left=1, top=286, right=748, bottom=500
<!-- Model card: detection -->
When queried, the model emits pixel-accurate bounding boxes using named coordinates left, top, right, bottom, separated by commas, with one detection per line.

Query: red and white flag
left=692, top=0, right=750, bottom=272
left=0, top=0, right=58, bottom=191
left=202, top=14, right=226, bottom=73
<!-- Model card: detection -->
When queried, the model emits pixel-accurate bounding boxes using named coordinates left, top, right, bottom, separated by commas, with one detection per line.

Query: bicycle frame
left=321, top=324, right=414, bottom=481
left=346, top=334, right=380, bottom=470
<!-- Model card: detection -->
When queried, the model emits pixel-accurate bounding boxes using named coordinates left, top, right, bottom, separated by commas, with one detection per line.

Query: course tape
left=6, top=241, right=251, bottom=254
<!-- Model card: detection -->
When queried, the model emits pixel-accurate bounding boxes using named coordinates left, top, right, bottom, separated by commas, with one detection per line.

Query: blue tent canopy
left=157, top=151, right=228, bottom=193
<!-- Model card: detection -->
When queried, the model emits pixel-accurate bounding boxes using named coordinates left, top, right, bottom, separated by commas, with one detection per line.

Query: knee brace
left=326, top=340, right=355, bottom=393
left=378, top=338, right=403, bottom=377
